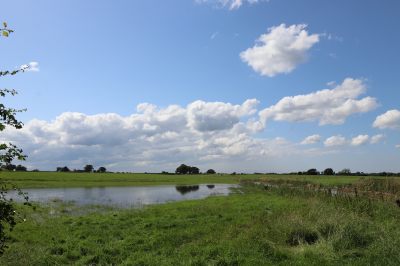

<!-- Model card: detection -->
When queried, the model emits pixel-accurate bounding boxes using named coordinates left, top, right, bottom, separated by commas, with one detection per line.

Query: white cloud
left=1, top=98, right=392, bottom=172
left=3, top=99, right=298, bottom=172
left=259, top=78, right=378, bottom=126
left=187, top=99, right=258, bottom=132
left=196, top=0, right=263, bottom=10
left=324, top=135, right=347, bottom=147
left=370, top=134, right=385, bottom=144
left=373, top=109, right=400, bottom=129
left=301, top=134, right=321, bottom=145
left=240, top=24, right=319, bottom=77
left=396, top=144, right=400, bottom=149
left=21, top=61, right=39, bottom=72
left=351, top=135, right=369, bottom=146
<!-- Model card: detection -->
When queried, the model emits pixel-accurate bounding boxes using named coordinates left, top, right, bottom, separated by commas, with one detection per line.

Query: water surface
left=8, top=184, right=235, bottom=207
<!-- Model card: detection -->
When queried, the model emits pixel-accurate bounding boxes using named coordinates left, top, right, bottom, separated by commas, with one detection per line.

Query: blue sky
left=1, top=0, right=400, bottom=172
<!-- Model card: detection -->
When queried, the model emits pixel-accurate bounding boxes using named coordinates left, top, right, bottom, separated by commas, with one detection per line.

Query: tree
left=56, top=166, right=70, bottom=172
left=0, top=22, right=30, bottom=255
left=84, top=164, right=94, bottom=173
left=1, top=164, right=16, bottom=171
left=175, top=164, right=200, bottom=175
left=323, top=168, right=335, bottom=175
left=206, top=169, right=216, bottom=174
left=175, top=164, right=190, bottom=174
left=97, top=166, right=106, bottom=173
left=306, top=168, right=319, bottom=175
left=338, top=168, right=351, bottom=176
left=15, top=165, right=27, bottom=171
left=189, top=166, right=200, bottom=175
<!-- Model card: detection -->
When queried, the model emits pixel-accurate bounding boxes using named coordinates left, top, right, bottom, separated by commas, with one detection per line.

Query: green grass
left=2, top=184, right=400, bottom=265
left=0, top=171, right=375, bottom=188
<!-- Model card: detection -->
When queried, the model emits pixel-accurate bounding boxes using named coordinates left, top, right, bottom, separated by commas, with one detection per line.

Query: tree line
left=296, top=168, right=400, bottom=177
left=56, top=164, right=106, bottom=173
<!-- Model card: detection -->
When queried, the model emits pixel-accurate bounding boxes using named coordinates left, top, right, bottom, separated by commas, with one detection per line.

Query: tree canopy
left=175, top=164, right=200, bottom=175
left=0, top=22, right=30, bottom=255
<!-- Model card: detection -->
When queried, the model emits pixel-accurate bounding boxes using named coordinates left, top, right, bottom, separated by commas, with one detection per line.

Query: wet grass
left=2, top=183, right=400, bottom=265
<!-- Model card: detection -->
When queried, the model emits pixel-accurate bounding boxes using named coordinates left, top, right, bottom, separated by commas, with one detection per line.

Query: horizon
left=2, top=0, right=400, bottom=173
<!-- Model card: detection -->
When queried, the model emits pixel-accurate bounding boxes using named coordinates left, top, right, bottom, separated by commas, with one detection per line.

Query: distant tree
left=84, top=164, right=94, bottom=173
left=31, top=169, right=39, bottom=172
left=323, top=168, right=335, bottom=175
left=56, top=166, right=70, bottom=172
left=175, top=164, right=190, bottom=174
left=2, top=164, right=16, bottom=171
left=15, top=165, right=27, bottom=171
left=306, top=168, right=319, bottom=175
left=189, top=166, right=200, bottom=175
left=206, top=169, right=216, bottom=174
left=338, top=168, right=351, bottom=176
left=97, top=166, right=106, bottom=173
left=175, top=164, right=200, bottom=175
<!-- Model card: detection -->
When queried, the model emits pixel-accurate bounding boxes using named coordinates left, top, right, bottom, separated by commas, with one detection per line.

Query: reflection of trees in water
left=175, top=185, right=200, bottom=195
left=206, top=185, right=215, bottom=189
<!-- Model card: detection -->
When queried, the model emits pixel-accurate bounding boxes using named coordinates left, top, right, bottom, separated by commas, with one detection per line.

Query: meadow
left=0, top=171, right=365, bottom=188
left=1, top=173, right=400, bottom=265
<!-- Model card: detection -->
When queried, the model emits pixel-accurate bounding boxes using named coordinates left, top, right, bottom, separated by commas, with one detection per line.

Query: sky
left=1, top=0, right=400, bottom=173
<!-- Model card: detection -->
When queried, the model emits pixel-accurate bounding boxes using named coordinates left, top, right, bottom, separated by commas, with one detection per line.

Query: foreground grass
left=0, top=171, right=371, bottom=188
left=2, top=185, right=400, bottom=265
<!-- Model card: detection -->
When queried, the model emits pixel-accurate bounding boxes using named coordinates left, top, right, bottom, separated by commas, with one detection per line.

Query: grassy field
left=1, top=183, right=400, bottom=265
left=0, top=171, right=370, bottom=188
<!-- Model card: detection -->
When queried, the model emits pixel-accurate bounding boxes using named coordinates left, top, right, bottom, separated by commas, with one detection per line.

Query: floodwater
left=7, top=184, right=236, bottom=207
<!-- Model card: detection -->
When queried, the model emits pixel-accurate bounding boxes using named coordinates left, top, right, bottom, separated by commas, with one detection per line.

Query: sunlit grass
left=0, top=171, right=382, bottom=188
left=1, top=184, right=400, bottom=265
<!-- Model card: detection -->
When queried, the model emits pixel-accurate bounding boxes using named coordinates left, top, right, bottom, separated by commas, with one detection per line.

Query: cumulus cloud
left=21, top=61, right=39, bottom=72
left=187, top=99, right=258, bottom=131
left=396, top=145, right=400, bottom=149
left=370, top=134, right=385, bottom=144
left=1, top=97, right=388, bottom=172
left=240, top=24, right=319, bottom=77
left=259, top=78, right=378, bottom=126
left=324, top=135, right=347, bottom=147
left=2, top=99, right=304, bottom=171
left=301, top=134, right=321, bottom=145
left=196, top=0, right=262, bottom=10
left=373, top=109, right=400, bottom=129
left=351, top=135, right=369, bottom=146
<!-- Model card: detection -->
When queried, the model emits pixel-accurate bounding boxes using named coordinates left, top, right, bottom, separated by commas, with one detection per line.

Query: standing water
left=7, top=184, right=236, bottom=207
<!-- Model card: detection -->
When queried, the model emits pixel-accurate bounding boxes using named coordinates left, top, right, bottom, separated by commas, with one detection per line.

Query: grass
left=0, top=171, right=376, bottom=188
left=2, top=183, right=400, bottom=265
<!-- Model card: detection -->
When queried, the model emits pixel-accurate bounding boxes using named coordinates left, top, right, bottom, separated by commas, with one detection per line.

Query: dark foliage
left=206, top=169, right=216, bottom=174
left=175, top=164, right=200, bottom=175
left=323, top=168, right=335, bottom=175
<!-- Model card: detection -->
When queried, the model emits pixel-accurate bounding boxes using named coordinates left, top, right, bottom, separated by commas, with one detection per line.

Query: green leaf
left=3, top=22, right=7, bottom=28
left=2, top=31, right=9, bottom=37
